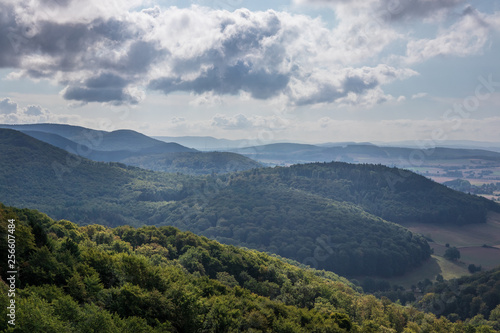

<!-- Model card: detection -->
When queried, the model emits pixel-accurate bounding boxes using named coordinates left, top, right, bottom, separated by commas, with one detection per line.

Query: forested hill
left=0, top=204, right=495, bottom=332
left=0, top=129, right=433, bottom=277
left=1, top=129, right=498, bottom=278
left=241, top=163, right=500, bottom=225
left=0, top=128, right=195, bottom=224
left=120, top=151, right=262, bottom=175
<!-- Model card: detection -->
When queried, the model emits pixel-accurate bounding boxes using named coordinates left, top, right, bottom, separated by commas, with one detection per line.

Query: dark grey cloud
left=294, top=76, right=378, bottom=106
left=84, top=73, right=128, bottom=89
left=0, top=8, right=127, bottom=72
left=111, top=40, right=167, bottom=74
left=61, top=72, right=139, bottom=105
left=149, top=11, right=291, bottom=100
left=296, top=0, right=465, bottom=21
left=0, top=4, right=22, bottom=67
left=62, top=86, right=140, bottom=105
left=0, top=0, right=163, bottom=105
left=380, top=0, right=465, bottom=22
left=220, top=12, right=281, bottom=58
left=91, top=18, right=135, bottom=42
left=150, top=61, right=289, bottom=100
left=59, top=41, right=164, bottom=104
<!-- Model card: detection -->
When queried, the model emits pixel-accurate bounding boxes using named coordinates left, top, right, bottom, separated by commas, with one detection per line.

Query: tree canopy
left=1, top=203, right=496, bottom=332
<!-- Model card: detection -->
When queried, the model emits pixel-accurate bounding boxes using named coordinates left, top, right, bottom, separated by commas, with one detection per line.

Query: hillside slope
left=0, top=129, right=432, bottom=277
left=247, top=163, right=500, bottom=225
left=416, top=266, right=500, bottom=325
left=158, top=174, right=432, bottom=277
left=0, top=125, right=261, bottom=174
left=0, top=123, right=194, bottom=153
left=121, top=151, right=262, bottom=175
left=0, top=128, right=193, bottom=225
left=3, top=130, right=499, bottom=277
left=0, top=203, right=494, bottom=332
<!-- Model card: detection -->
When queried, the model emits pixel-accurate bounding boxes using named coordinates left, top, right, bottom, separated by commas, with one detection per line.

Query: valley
left=2, top=0, right=500, bottom=329
left=382, top=212, right=500, bottom=290
left=2, top=125, right=500, bottom=331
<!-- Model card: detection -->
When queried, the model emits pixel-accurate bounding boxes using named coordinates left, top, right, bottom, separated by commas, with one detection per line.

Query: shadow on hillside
left=385, top=257, right=443, bottom=289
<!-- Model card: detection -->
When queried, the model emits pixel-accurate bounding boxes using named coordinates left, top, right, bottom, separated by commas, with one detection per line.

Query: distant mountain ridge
left=226, top=142, right=500, bottom=166
left=0, top=124, right=261, bottom=174
left=5, top=124, right=500, bottom=168
left=0, top=123, right=195, bottom=153
left=153, top=135, right=258, bottom=151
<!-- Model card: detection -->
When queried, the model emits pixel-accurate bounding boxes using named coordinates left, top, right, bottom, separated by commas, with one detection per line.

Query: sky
left=0, top=0, right=500, bottom=145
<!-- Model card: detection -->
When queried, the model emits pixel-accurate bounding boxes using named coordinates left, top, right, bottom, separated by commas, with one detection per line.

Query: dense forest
left=416, top=267, right=500, bottom=325
left=249, top=163, right=500, bottom=225
left=1, top=129, right=499, bottom=278
left=121, top=151, right=262, bottom=175
left=0, top=129, right=436, bottom=277
left=158, top=174, right=433, bottom=277
left=1, top=203, right=498, bottom=332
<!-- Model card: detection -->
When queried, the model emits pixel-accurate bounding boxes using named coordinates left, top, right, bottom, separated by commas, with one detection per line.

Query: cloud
left=1, top=0, right=498, bottom=109
left=211, top=113, right=290, bottom=131
left=211, top=113, right=253, bottom=130
left=0, top=1, right=420, bottom=108
left=0, top=96, right=77, bottom=124
left=24, top=105, right=46, bottom=116
left=0, top=98, right=49, bottom=123
left=412, top=92, right=428, bottom=99
left=149, top=62, right=290, bottom=100
left=0, top=98, right=18, bottom=114
left=189, top=92, right=224, bottom=107
left=404, top=7, right=492, bottom=64
left=294, top=0, right=465, bottom=22
left=288, top=65, right=417, bottom=106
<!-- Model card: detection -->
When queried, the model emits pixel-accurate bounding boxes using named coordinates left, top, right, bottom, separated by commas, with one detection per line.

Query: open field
left=460, top=246, right=500, bottom=268
left=433, top=255, right=471, bottom=280
left=388, top=212, right=500, bottom=286
left=401, top=158, right=500, bottom=186
left=481, top=194, right=500, bottom=201
left=400, top=212, right=500, bottom=247
left=386, top=255, right=469, bottom=288
left=432, top=242, right=500, bottom=270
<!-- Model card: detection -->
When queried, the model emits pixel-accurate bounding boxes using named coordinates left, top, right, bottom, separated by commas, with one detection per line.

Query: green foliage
left=158, top=170, right=432, bottom=277
left=3, top=130, right=498, bottom=279
left=469, top=264, right=483, bottom=274
left=260, top=162, right=500, bottom=225
left=1, top=203, right=493, bottom=332
left=416, top=267, right=500, bottom=323
left=444, top=247, right=461, bottom=261
left=122, top=151, right=262, bottom=175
